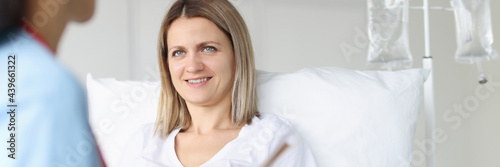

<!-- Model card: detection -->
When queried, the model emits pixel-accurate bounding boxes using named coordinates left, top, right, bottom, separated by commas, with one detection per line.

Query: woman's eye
left=202, top=46, right=216, bottom=52
left=172, top=50, right=185, bottom=57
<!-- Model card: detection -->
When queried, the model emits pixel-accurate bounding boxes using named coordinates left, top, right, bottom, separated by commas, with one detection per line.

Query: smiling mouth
left=186, top=77, right=212, bottom=84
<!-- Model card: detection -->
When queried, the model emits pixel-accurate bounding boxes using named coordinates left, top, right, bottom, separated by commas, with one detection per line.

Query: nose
left=185, top=53, right=204, bottom=73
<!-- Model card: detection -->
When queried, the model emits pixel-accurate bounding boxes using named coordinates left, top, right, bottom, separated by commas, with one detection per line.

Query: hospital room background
left=57, top=0, right=499, bottom=166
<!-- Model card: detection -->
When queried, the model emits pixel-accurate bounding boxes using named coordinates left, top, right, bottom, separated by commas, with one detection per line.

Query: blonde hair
left=155, top=0, right=259, bottom=138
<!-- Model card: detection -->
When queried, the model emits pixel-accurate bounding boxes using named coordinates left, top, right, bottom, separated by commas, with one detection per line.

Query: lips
left=187, top=77, right=209, bottom=84
left=185, top=77, right=212, bottom=88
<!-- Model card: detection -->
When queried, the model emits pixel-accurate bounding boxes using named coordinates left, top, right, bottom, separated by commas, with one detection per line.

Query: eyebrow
left=168, top=41, right=222, bottom=53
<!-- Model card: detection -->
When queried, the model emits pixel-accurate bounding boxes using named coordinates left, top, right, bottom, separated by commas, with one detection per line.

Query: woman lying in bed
left=119, top=0, right=316, bottom=166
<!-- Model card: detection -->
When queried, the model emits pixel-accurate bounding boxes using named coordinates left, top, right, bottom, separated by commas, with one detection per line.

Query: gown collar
left=141, top=122, right=256, bottom=166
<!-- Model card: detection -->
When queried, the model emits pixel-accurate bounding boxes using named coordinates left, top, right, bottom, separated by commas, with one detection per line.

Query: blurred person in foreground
left=0, top=0, right=105, bottom=166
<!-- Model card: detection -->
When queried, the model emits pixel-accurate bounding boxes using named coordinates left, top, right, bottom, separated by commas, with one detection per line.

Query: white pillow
left=86, top=76, right=160, bottom=167
left=256, top=67, right=429, bottom=166
left=86, top=67, right=429, bottom=167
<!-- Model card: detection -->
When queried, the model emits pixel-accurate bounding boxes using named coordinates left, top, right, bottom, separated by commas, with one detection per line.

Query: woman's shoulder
left=118, top=123, right=180, bottom=166
left=226, top=113, right=314, bottom=166
left=244, top=113, right=299, bottom=147
left=251, top=113, right=295, bottom=132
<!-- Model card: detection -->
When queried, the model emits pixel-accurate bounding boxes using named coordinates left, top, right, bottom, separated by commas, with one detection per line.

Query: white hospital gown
left=119, top=113, right=317, bottom=167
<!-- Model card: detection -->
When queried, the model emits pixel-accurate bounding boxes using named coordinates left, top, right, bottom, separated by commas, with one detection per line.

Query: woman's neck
left=185, top=95, right=238, bottom=135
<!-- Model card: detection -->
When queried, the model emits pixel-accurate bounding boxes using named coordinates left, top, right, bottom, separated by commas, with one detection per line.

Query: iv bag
left=451, top=0, right=497, bottom=84
left=451, top=0, right=497, bottom=64
left=367, top=0, right=412, bottom=70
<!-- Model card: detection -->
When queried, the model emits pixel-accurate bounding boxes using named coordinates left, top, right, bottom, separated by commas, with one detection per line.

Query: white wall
left=59, top=0, right=500, bottom=166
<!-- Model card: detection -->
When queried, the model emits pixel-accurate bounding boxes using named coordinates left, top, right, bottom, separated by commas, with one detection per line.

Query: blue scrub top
left=0, top=27, right=104, bottom=167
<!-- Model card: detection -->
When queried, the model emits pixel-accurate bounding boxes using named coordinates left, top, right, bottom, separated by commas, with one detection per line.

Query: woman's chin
left=184, top=96, right=213, bottom=106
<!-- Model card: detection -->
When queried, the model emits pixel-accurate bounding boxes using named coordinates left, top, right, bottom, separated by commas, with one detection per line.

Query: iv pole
left=410, top=0, right=446, bottom=166
left=422, top=0, right=436, bottom=166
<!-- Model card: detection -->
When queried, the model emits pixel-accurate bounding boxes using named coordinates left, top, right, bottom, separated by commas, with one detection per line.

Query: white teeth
left=187, top=77, right=208, bottom=84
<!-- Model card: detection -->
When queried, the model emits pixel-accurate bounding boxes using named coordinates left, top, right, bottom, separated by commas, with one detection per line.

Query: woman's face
left=167, top=17, right=235, bottom=107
